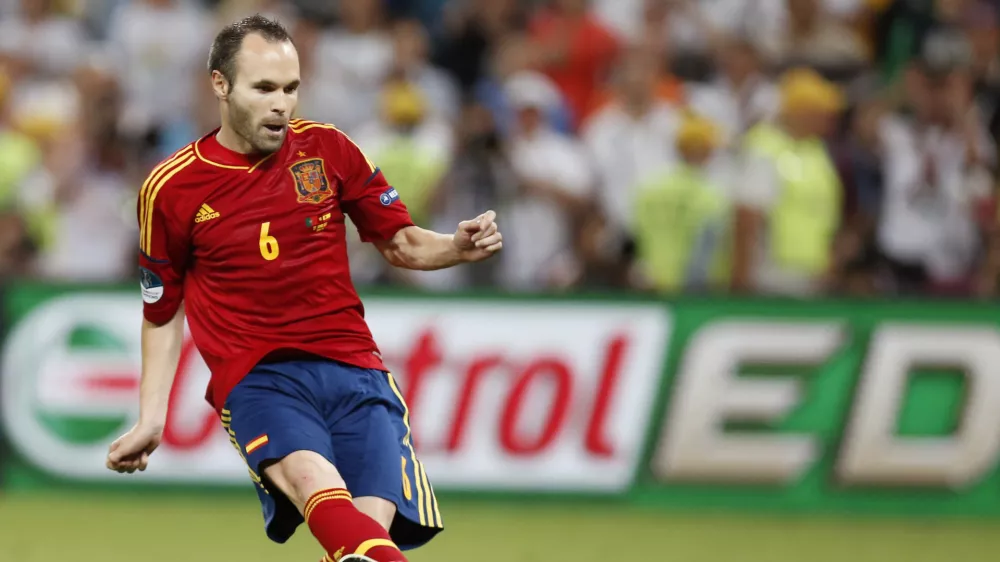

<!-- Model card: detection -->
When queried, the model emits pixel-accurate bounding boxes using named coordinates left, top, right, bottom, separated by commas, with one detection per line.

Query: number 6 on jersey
left=259, top=222, right=279, bottom=261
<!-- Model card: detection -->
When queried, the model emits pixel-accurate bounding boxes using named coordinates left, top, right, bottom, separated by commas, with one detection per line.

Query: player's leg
left=260, top=450, right=344, bottom=512
left=224, top=362, right=407, bottom=562
left=354, top=496, right=397, bottom=530
left=262, top=452, right=407, bottom=562
left=328, top=368, right=444, bottom=552
left=260, top=452, right=396, bottom=528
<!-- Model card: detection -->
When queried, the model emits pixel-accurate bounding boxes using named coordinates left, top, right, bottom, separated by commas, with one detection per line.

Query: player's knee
left=264, top=450, right=346, bottom=510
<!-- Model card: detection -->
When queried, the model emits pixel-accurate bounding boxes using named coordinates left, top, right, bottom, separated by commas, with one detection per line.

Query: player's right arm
left=108, top=148, right=196, bottom=474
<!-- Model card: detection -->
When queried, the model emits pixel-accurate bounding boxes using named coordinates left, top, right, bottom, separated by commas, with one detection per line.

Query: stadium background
left=3, top=0, right=1000, bottom=560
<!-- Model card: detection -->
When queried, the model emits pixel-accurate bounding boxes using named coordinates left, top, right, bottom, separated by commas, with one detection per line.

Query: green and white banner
left=3, top=284, right=1000, bottom=515
left=642, top=298, right=1000, bottom=515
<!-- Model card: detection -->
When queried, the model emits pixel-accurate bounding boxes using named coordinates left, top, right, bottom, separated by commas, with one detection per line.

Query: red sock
left=304, top=488, right=407, bottom=562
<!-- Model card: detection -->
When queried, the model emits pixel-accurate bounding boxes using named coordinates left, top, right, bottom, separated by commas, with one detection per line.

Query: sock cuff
left=304, top=488, right=353, bottom=522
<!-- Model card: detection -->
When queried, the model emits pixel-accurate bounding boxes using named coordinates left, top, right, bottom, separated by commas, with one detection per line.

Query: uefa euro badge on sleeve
left=289, top=157, right=334, bottom=205
left=379, top=187, right=400, bottom=206
left=139, top=266, right=164, bottom=304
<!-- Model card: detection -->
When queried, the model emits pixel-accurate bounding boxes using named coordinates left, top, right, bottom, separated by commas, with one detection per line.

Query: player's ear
left=211, top=70, right=229, bottom=99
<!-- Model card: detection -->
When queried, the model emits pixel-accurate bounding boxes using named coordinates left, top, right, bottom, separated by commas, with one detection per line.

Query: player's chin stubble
left=229, top=102, right=282, bottom=155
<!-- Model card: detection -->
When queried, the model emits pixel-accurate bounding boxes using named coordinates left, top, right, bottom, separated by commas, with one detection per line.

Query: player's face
left=226, top=34, right=300, bottom=154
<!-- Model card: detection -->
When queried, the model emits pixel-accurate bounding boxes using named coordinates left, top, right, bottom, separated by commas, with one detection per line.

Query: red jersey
left=137, top=119, right=414, bottom=412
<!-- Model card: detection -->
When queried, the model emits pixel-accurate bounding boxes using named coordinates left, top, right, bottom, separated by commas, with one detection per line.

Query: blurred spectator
left=0, top=64, right=42, bottom=213
left=582, top=46, right=683, bottom=237
left=159, top=66, right=222, bottom=159
left=107, top=0, right=212, bottom=147
left=405, top=101, right=517, bottom=291
left=733, top=68, right=846, bottom=296
left=875, top=31, right=996, bottom=295
left=15, top=99, right=135, bottom=282
left=687, top=34, right=781, bottom=145
left=349, top=77, right=454, bottom=289
left=0, top=0, right=87, bottom=79
left=588, top=14, right=685, bottom=112
left=32, top=145, right=136, bottom=282
left=354, top=79, right=454, bottom=228
left=4, top=57, right=136, bottom=282
left=631, top=112, right=732, bottom=293
left=0, top=63, right=40, bottom=276
left=961, top=1, right=1000, bottom=146
left=7, top=74, right=79, bottom=141
left=474, top=33, right=573, bottom=137
left=14, top=127, right=80, bottom=272
left=434, top=0, right=525, bottom=95
left=300, top=0, right=392, bottom=133
left=757, top=0, right=870, bottom=72
left=830, top=93, right=889, bottom=295
left=0, top=211, right=34, bottom=278
left=72, top=63, right=132, bottom=179
left=500, top=71, right=594, bottom=290
left=528, top=0, right=620, bottom=129
left=390, top=18, right=460, bottom=123
left=4, top=69, right=79, bottom=256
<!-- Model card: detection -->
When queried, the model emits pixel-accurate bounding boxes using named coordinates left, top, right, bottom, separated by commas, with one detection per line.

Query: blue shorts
left=220, top=359, right=443, bottom=550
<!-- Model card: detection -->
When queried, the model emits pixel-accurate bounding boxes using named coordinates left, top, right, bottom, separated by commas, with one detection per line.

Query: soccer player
left=104, top=15, right=503, bottom=562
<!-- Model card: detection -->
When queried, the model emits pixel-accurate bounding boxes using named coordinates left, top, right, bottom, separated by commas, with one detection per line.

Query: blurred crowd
left=1, top=0, right=999, bottom=298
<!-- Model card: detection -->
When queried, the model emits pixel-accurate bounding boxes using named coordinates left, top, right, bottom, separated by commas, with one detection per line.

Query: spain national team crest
left=289, top=158, right=334, bottom=204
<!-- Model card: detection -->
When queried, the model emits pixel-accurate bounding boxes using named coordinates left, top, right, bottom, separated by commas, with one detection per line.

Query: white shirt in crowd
left=581, top=100, right=682, bottom=232
left=107, top=0, right=212, bottom=133
left=19, top=164, right=135, bottom=282
left=502, top=128, right=594, bottom=291
left=877, top=115, right=996, bottom=282
left=301, top=29, right=394, bottom=134
left=686, top=77, right=781, bottom=145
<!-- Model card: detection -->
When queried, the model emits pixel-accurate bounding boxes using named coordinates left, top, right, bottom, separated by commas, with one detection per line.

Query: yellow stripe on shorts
left=386, top=373, right=426, bottom=526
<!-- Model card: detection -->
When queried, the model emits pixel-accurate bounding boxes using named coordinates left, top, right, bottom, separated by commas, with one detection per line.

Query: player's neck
left=215, top=125, right=257, bottom=156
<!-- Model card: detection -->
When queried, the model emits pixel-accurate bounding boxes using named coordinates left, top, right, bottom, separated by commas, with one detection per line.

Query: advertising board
left=644, top=298, right=1000, bottom=515
left=6, top=285, right=1000, bottom=516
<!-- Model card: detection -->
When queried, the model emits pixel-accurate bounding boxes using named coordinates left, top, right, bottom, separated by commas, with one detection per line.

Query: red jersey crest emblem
left=289, top=158, right=334, bottom=204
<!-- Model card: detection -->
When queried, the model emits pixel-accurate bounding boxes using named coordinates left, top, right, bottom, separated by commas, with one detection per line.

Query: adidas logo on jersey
left=195, top=204, right=220, bottom=223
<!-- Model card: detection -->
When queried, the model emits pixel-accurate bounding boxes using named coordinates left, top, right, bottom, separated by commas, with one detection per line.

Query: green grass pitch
left=1, top=492, right=999, bottom=561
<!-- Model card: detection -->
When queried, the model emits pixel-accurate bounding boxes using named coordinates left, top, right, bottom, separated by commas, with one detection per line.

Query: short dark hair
left=208, top=14, right=292, bottom=86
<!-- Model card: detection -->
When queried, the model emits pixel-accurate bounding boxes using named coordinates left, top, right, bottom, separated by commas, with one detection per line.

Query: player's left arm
left=338, top=131, right=502, bottom=270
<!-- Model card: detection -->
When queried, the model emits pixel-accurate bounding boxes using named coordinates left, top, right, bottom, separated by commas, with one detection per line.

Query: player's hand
left=106, top=422, right=163, bottom=474
left=454, top=210, right=503, bottom=262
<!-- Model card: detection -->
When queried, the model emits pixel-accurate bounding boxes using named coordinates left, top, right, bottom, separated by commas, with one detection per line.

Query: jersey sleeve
left=137, top=157, right=194, bottom=326
left=337, top=133, right=416, bottom=242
